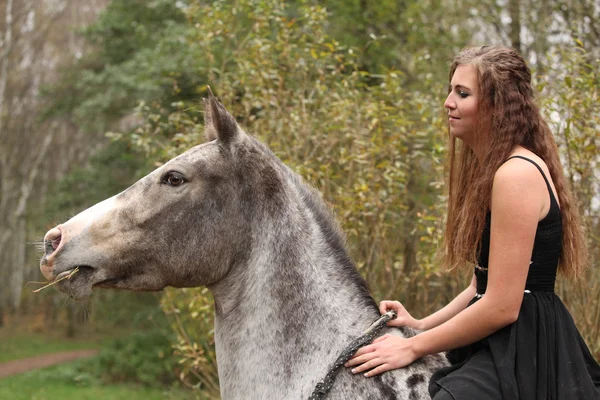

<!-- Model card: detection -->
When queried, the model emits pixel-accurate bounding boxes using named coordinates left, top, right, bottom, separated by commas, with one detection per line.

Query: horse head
left=40, top=93, right=284, bottom=299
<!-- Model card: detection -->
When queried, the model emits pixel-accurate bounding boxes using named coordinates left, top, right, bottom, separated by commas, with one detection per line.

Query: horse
left=39, top=93, right=448, bottom=399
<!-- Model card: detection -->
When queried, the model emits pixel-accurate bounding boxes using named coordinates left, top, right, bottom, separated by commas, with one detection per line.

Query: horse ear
left=204, top=87, right=239, bottom=146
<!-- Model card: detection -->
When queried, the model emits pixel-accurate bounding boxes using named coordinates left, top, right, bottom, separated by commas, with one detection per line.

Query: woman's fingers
left=364, top=363, right=393, bottom=377
left=379, top=300, right=400, bottom=314
left=345, top=335, right=415, bottom=377
left=350, top=344, right=373, bottom=358
left=349, top=357, right=384, bottom=374
left=346, top=335, right=390, bottom=368
left=345, top=350, right=374, bottom=367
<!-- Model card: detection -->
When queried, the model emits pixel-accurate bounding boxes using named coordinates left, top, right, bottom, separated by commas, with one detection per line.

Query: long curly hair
left=441, top=45, right=587, bottom=279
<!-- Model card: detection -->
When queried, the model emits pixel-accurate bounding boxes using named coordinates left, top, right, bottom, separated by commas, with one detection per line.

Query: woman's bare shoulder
left=492, top=149, right=553, bottom=217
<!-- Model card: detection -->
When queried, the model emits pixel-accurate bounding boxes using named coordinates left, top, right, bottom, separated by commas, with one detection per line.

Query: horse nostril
left=44, top=229, right=62, bottom=256
left=52, top=235, right=61, bottom=250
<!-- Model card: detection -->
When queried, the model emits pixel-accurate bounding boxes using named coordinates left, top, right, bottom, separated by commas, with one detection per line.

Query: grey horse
left=40, top=94, right=448, bottom=399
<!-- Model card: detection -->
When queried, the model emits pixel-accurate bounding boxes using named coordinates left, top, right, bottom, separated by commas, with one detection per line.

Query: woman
left=345, top=45, right=600, bottom=399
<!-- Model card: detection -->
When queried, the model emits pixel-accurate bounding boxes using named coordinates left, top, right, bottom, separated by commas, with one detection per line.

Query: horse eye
left=164, top=172, right=185, bottom=187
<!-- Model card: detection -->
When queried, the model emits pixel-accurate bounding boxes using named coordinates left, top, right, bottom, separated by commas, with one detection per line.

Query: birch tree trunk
left=0, top=0, right=108, bottom=326
left=509, top=0, right=522, bottom=53
left=0, top=0, right=15, bottom=328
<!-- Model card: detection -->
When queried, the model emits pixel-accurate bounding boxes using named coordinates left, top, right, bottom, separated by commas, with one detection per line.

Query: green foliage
left=539, top=40, right=600, bottom=356
left=86, top=292, right=168, bottom=332
left=320, top=0, right=472, bottom=78
left=32, top=362, right=102, bottom=387
left=41, top=0, right=197, bottom=132
left=162, top=288, right=219, bottom=396
left=541, top=41, right=600, bottom=217
left=89, top=330, right=178, bottom=387
left=84, top=0, right=187, bottom=65
left=35, top=140, right=145, bottom=221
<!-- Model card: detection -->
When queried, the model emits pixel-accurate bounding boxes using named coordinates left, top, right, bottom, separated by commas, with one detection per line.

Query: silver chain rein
left=308, top=310, right=397, bottom=400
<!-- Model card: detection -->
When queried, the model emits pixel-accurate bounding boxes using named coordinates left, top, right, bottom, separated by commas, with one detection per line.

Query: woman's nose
left=444, top=94, right=455, bottom=110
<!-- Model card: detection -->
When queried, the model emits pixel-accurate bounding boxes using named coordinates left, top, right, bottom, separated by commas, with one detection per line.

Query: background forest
left=0, top=0, right=598, bottom=398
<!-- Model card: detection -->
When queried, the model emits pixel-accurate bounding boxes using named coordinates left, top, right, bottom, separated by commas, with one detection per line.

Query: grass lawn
left=0, top=331, right=100, bottom=363
left=0, top=360, right=194, bottom=400
left=0, top=317, right=208, bottom=399
left=0, top=312, right=123, bottom=364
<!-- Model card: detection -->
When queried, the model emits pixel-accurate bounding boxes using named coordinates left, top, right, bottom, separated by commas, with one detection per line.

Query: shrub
left=90, top=329, right=178, bottom=387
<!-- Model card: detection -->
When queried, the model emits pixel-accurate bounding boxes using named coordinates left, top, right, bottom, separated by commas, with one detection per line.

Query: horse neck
left=209, top=199, right=380, bottom=398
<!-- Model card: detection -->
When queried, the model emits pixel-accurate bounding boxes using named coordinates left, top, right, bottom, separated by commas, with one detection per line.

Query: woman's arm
left=382, top=276, right=477, bottom=331
left=347, top=159, right=547, bottom=376
left=418, top=275, right=477, bottom=330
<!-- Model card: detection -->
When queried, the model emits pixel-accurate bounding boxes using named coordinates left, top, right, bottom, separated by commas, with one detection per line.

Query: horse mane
left=296, top=176, right=378, bottom=311
left=249, top=138, right=378, bottom=312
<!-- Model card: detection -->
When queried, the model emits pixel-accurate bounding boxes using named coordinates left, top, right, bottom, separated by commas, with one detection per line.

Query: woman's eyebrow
left=450, top=84, right=472, bottom=91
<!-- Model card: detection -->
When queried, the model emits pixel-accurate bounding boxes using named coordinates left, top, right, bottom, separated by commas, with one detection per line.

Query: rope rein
left=308, top=310, right=397, bottom=400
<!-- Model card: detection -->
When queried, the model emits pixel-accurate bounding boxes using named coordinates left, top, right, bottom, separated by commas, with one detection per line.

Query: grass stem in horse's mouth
left=28, top=267, right=80, bottom=293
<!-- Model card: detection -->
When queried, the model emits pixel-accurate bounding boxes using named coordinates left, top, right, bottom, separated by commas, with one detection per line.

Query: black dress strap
left=505, top=155, right=561, bottom=221
left=505, top=155, right=553, bottom=192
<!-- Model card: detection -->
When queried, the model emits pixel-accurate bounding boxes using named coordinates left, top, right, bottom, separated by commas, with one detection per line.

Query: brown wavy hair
left=441, top=45, right=587, bottom=279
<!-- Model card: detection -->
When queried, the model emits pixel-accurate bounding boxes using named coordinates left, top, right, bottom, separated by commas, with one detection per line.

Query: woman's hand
left=344, top=334, right=418, bottom=377
left=379, top=300, right=423, bottom=330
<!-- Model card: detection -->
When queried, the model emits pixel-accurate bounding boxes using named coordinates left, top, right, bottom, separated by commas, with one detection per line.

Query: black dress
left=429, top=156, right=600, bottom=400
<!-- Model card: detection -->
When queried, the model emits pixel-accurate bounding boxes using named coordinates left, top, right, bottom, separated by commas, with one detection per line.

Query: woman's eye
left=458, top=90, right=469, bottom=98
left=164, top=172, right=185, bottom=187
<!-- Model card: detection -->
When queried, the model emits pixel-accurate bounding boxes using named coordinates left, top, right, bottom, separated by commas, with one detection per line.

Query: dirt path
left=0, top=349, right=99, bottom=379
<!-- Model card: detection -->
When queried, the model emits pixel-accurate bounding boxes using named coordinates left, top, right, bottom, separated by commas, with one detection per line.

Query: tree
left=0, top=0, right=109, bottom=326
left=0, top=0, right=15, bottom=328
